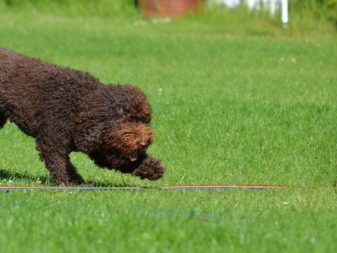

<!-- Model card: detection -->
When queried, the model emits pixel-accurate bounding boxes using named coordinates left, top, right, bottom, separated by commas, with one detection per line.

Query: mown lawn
left=0, top=7, right=336, bottom=253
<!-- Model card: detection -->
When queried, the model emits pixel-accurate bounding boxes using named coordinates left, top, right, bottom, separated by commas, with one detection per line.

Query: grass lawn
left=0, top=6, right=336, bottom=253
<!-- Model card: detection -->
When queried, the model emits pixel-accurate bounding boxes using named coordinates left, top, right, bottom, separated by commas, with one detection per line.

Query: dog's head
left=89, top=121, right=164, bottom=180
left=75, top=84, right=163, bottom=180
left=89, top=121, right=153, bottom=169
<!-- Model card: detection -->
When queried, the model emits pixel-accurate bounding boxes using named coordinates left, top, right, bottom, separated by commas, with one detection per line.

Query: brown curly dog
left=0, top=48, right=164, bottom=184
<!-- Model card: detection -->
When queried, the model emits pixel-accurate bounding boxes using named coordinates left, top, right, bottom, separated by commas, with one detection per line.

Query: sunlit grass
left=0, top=6, right=336, bottom=253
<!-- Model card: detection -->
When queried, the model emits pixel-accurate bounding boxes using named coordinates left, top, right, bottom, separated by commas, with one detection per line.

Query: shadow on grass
left=0, top=168, right=50, bottom=183
left=0, top=168, right=139, bottom=187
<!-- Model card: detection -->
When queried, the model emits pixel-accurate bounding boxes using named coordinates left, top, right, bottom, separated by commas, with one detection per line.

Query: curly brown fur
left=132, top=155, right=164, bottom=180
left=0, top=48, right=164, bottom=184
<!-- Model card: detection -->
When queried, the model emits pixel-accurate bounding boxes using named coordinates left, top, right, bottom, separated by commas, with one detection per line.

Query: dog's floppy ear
left=104, top=84, right=152, bottom=123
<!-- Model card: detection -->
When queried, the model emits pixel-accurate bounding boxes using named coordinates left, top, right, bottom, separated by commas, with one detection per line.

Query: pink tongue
left=129, top=154, right=138, bottom=162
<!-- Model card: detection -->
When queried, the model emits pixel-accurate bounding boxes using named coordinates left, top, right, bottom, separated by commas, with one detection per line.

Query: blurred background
left=0, top=0, right=336, bottom=35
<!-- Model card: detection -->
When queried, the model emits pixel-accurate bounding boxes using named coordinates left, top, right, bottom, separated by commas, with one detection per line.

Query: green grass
left=1, top=189, right=336, bottom=253
left=0, top=5, right=337, bottom=253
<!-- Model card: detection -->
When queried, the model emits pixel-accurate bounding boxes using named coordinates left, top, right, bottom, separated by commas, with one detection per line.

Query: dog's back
left=0, top=48, right=101, bottom=137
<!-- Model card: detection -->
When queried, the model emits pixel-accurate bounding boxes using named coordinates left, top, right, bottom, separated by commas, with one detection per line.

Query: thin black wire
left=0, top=185, right=273, bottom=192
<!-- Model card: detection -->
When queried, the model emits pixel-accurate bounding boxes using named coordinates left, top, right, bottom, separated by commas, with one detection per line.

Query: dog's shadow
left=0, top=168, right=138, bottom=187
left=0, top=168, right=49, bottom=183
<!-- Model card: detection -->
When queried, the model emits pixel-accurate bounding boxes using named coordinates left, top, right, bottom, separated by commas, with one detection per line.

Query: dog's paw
left=132, top=155, right=165, bottom=180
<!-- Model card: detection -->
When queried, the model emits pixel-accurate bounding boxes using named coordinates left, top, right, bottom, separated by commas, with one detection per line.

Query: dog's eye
left=132, top=116, right=151, bottom=124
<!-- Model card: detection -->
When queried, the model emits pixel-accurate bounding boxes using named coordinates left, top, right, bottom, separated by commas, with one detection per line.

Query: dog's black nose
left=140, top=142, right=148, bottom=150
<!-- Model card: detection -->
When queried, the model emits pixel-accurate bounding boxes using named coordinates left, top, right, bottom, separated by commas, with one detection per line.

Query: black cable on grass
left=0, top=186, right=144, bottom=192
left=0, top=184, right=284, bottom=192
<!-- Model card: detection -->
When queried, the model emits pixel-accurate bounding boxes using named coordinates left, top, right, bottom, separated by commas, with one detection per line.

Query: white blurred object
left=218, top=0, right=240, bottom=8
left=246, top=0, right=260, bottom=10
left=210, top=0, right=288, bottom=26
left=281, top=0, right=288, bottom=27
left=211, top=0, right=280, bottom=14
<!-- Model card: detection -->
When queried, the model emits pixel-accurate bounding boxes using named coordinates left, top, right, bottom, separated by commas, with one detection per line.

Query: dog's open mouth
left=127, top=150, right=146, bottom=163
left=128, top=152, right=138, bottom=162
